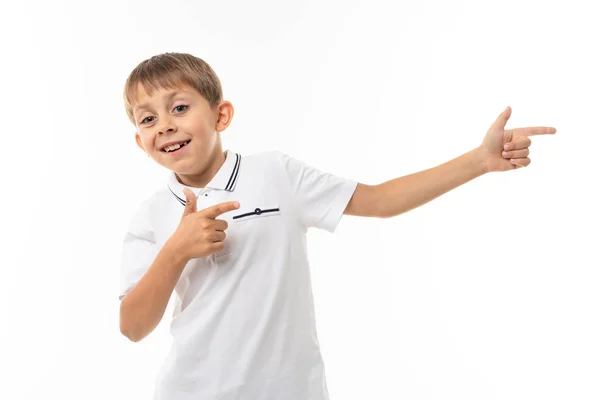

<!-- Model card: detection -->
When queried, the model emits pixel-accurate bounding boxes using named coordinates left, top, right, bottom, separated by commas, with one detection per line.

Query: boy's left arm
left=344, top=107, right=556, bottom=218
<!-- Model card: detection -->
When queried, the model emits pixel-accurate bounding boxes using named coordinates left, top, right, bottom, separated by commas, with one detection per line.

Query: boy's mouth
left=161, top=140, right=191, bottom=153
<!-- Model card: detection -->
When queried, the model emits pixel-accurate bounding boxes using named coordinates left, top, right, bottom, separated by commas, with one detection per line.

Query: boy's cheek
left=139, top=135, right=156, bottom=152
left=135, top=132, right=150, bottom=152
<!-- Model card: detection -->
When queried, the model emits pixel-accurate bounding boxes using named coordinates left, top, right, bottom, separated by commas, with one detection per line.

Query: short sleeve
left=279, top=152, right=358, bottom=233
left=118, top=203, right=158, bottom=300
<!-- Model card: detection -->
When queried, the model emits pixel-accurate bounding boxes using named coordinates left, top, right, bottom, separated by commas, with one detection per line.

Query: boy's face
left=131, top=83, right=233, bottom=179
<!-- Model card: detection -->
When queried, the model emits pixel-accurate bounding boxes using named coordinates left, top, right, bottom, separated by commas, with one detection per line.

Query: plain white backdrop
left=1, top=0, right=598, bottom=399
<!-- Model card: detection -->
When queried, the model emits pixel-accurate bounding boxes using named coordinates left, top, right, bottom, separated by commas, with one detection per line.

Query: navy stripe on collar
left=225, top=153, right=241, bottom=191
left=168, top=186, right=186, bottom=206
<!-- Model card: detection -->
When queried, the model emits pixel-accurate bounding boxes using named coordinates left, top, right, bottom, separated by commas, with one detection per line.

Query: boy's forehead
left=132, top=83, right=195, bottom=110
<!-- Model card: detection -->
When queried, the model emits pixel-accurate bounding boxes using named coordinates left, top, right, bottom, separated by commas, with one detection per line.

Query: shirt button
left=254, top=208, right=262, bottom=215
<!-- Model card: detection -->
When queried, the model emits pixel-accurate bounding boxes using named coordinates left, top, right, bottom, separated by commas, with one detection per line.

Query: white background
left=1, top=0, right=598, bottom=399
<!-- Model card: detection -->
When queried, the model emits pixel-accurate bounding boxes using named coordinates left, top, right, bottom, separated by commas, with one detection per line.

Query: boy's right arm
left=119, top=188, right=240, bottom=342
left=119, top=237, right=189, bottom=342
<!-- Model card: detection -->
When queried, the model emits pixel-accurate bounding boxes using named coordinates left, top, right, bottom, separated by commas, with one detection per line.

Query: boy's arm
left=344, top=107, right=556, bottom=218
left=345, top=148, right=486, bottom=218
left=119, top=237, right=188, bottom=342
left=120, top=190, right=238, bottom=342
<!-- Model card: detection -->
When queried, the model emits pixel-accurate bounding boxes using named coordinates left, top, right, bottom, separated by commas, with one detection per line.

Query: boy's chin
left=155, top=157, right=192, bottom=173
left=166, top=162, right=205, bottom=177
left=155, top=144, right=220, bottom=173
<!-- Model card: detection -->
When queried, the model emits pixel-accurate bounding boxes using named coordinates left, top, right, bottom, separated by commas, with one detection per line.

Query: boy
left=118, top=52, right=555, bottom=399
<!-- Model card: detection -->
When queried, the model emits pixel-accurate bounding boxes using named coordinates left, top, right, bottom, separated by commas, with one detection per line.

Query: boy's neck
left=175, top=149, right=226, bottom=188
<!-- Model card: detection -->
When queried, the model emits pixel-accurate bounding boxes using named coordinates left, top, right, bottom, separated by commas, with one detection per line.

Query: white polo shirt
left=119, top=149, right=357, bottom=400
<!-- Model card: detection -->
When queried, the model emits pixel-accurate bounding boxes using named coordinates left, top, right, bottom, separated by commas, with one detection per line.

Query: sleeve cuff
left=322, top=180, right=358, bottom=233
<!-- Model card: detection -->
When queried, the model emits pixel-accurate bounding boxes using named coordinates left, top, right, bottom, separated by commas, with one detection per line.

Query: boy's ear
left=215, top=101, right=234, bottom=133
left=135, top=133, right=147, bottom=153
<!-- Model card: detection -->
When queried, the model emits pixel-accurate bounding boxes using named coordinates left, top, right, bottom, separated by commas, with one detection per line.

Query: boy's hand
left=477, top=106, right=556, bottom=172
left=171, top=188, right=240, bottom=261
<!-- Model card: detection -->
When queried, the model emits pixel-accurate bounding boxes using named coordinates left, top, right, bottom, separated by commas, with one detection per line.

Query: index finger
left=201, top=201, right=240, bottom=219
left=510, top=126, right=557, bottom=137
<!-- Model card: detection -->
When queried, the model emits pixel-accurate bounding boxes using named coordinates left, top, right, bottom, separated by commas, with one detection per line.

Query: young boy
left=118, top=52, right=555, bottom=399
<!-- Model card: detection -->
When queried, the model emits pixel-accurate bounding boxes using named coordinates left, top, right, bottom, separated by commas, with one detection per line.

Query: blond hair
left=123, top=52, right=223, bottom=124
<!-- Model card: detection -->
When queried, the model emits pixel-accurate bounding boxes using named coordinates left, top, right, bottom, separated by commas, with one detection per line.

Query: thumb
left=491, top=106, right=512, bottom=131
left=181, top=188, right=197, bottom=218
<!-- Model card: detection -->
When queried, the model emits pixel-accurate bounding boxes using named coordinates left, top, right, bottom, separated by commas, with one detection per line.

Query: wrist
left=470, top=146, right=491, bottom=175
left=164, top=232, right=191, bottom=265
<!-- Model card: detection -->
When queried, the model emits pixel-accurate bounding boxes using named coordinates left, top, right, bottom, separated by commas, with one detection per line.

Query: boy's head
left=124, top=52, right=234, bottom=185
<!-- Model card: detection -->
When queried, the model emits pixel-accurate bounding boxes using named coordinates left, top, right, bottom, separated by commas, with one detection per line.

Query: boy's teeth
left=166, top=143, right=183, bottom=152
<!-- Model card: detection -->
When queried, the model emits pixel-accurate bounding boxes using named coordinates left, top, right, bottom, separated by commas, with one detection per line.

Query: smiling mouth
left=162, top=140, right=191, bottom=153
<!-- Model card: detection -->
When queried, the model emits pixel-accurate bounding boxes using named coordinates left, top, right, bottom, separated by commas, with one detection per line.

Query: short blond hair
left=123, top=52, right=223, bottom=124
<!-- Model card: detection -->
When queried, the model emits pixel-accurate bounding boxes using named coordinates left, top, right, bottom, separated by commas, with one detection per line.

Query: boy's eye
left=173, top=105, right=188, bottom=113
left=140, top=116, right=155, bottom=124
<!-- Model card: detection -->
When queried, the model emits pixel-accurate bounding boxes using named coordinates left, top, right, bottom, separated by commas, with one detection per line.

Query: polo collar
left=167, top=149, right=241, bottom=206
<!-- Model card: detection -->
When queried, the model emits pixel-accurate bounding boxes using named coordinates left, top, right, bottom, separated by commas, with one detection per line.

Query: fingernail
left=504, top=144, right=510, bottom=150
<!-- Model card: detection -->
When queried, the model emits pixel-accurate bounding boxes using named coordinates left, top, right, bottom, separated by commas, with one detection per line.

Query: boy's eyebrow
left=134, top=90, right=187, bottom=114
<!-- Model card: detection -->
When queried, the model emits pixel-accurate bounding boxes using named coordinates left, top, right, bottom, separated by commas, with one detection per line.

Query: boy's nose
left=157, top=121, right=177, bottom=135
